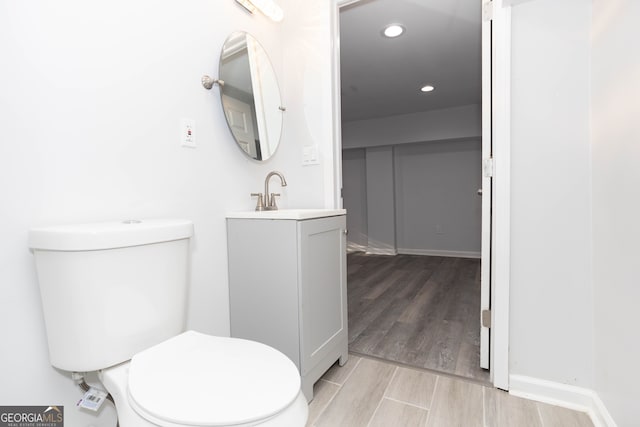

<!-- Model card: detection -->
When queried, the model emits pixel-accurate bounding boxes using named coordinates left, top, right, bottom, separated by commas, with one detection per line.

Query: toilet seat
left=127, top=331, right=302, bottom=427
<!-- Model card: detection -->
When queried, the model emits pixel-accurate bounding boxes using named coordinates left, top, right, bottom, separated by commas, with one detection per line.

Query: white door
left=221, top=94, right=257, bottom=158
left=479, top=0, right=492, bottom=370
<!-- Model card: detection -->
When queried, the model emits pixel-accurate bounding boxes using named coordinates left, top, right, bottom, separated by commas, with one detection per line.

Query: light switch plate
left=302, top=145, right=319, bottom=165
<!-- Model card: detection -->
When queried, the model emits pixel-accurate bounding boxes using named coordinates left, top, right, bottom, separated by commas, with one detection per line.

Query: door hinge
left=483, top=158, right=494, bottom=178
left=482, top=309, right=491, bottom=328
left=482, top=1, right=494, bottom=22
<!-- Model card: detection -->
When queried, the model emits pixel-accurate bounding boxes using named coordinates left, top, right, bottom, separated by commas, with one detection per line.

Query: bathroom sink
left=226, top=208, right=346, bottom=220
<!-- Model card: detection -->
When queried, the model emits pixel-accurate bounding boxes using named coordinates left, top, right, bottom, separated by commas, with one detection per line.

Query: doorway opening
left=336, top=0, right=491, bottom=384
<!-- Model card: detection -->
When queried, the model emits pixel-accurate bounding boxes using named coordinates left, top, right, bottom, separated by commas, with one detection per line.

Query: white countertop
left=226, top=208, right=346, bottom=220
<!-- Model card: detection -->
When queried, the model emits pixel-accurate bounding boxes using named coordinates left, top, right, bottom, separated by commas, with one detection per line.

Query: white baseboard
left=509, top=375, right=617, bottom=427
left=346, top=242, right=368, bottom=253
left=347, top=244, right=481, bottom=259
left=365, top=248, right=397, bottom=256
left=397, top=248, right=481, bottom=259
left=345, top=240, right=398, bottom=255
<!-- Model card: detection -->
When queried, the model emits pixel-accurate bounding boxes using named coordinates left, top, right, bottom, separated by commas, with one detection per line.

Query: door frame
left=329, top=0, right=512, bottom=390
left=488, top=0, right=511, bottom=391
left=480, top=0, right=492, bottom=371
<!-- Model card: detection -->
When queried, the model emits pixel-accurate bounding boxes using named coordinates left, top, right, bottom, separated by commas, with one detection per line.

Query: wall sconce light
left=235, top=0, right=284, bottom=22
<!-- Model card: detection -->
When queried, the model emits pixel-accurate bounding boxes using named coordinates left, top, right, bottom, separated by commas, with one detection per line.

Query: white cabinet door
left=298, top=216, right=347, bottom=375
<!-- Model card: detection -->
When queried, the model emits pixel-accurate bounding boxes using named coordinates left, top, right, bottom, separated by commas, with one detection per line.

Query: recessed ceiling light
left=420, top=85, right=435, bottom=93
left=383, top=24, right=404, bottom=38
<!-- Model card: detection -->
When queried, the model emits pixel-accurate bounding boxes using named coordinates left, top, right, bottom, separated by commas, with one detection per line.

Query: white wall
left=280, top=0, right=334, bottom=205
left=0, top=1, right=333, bottom=426
left=395, top=139, right=481, bottom=256
left=591, top=1, right=640, bottom=425
left=509, top=0, right=594, bottom=388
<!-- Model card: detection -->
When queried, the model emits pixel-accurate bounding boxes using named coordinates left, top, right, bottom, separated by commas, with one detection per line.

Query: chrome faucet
left=252, top=171, right=287, bottom=211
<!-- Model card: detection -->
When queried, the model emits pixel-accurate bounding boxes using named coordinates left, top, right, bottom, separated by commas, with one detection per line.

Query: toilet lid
left=128, top=331, right=301, bottom=427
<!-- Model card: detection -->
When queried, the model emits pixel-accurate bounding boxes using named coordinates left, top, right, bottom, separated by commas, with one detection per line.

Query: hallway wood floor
left=347, top=252, right=489, bottom=382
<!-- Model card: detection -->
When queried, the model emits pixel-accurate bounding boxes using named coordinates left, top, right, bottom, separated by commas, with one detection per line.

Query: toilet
left=29, top=219, right=308, bottom=427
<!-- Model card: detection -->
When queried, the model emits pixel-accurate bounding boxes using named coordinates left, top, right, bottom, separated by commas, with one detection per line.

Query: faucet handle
left=251, top=193, right=265, bottom=211
left=268, top=193, right=281, bottom=210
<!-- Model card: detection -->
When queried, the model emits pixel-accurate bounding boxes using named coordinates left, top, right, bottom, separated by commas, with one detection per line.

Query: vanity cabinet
left=226, top=212, right=348, bottom=401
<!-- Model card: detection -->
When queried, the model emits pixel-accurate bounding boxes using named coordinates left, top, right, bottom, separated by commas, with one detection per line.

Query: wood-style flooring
left=308, top=355, right=594, bottom=427
left=347, top=252, right=488, bottom=382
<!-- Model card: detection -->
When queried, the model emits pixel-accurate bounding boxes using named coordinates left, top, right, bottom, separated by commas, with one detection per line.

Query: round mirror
left=219, top=32, right=283, bottom=161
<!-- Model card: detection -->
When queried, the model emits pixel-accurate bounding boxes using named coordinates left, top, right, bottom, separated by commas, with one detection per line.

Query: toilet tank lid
left=29, top=219, right=193, bottom=251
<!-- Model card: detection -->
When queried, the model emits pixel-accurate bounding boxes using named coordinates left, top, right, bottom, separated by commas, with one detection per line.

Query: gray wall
left=342, top=138, right=482, bottom=257
left=365, top=147, right=397, bottom=254
left=342, top=104, right=481, bottom=149
left=395, top=139, right=481, bottom=256
left=342, top=148, right=368, bottom=250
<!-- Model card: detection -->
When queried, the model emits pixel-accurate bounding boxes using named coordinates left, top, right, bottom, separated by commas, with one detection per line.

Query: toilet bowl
left=28, top=219, right=308, bottom=426
left=100, top=331, right=308, bottom=426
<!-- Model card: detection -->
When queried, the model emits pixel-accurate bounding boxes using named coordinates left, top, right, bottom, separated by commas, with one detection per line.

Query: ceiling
left=339, top=0, right=482, bottom=122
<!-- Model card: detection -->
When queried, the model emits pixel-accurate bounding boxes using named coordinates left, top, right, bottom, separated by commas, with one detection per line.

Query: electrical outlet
left=436, top=224, right=444, bottom=234
left=180, top=118, right=196, bottom=148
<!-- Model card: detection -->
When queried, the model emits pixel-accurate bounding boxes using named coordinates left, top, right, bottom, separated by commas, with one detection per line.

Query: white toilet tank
left=29, top=219, right=193, bottom=372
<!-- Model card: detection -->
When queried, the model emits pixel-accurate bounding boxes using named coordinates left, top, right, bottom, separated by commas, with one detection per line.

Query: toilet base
left=100, top=362, right=308, bottom=427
